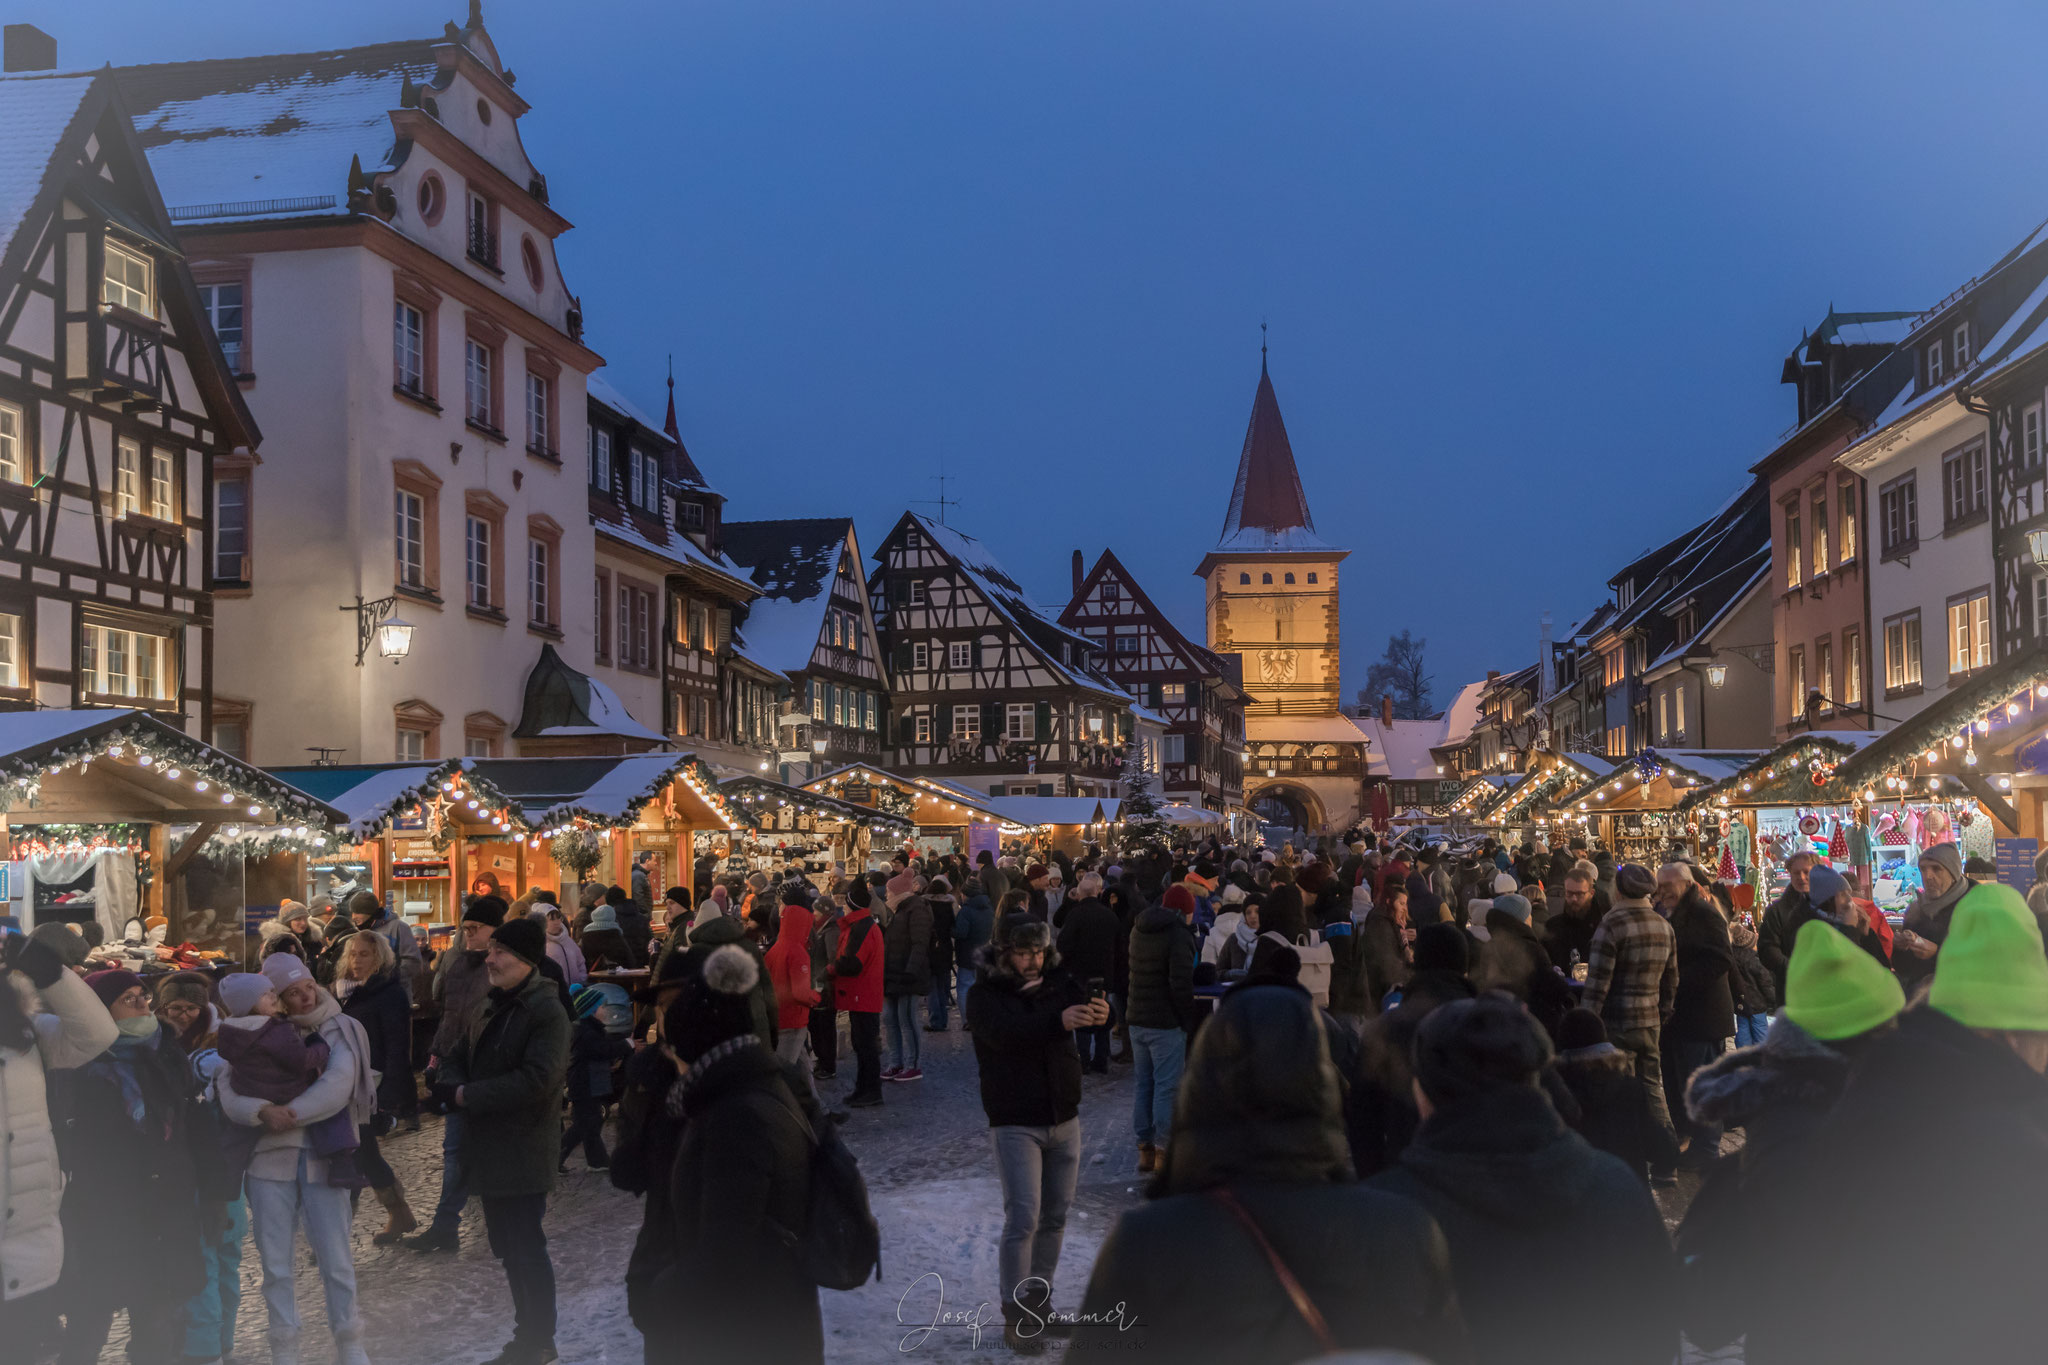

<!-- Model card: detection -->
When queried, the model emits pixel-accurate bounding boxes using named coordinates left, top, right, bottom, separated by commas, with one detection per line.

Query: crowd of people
left=1, top=826, right=2044, bottom=1365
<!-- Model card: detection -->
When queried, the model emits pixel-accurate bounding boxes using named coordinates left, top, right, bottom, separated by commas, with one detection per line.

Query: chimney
left=4, top=25, right=56, bottom=72
left=1487, top=669, right=1500, bottom=683
left=1380, top=694, right=1394, bottom=727
left=1071, top=549, right=1084, bottom=598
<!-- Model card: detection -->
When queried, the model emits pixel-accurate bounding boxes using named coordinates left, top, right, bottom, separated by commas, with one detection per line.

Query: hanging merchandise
left=1716, top=844, right=1737, bottom=882
left=1828, top=821, right=1848, bottom=861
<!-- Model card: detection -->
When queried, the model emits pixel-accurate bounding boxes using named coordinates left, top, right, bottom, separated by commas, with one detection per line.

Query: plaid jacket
left=1580, top=898, right=1677, bottom=1033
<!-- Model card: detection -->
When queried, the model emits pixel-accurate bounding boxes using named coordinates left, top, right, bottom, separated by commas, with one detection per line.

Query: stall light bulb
left=165, top=768, right=180, bottom=780
left=137, top=755, right=152, bottom=766
left=1966, top=751, right=1979, bottom=766
left=2009, top=703, right=2022, bottom=719
left=220, top=792, right=232, bottom=804
left=194, top=780, right=209, bottom=792
left=1953, top=735, right=1967, bottom=749
left=247, top=804, right=260, bottom=815
left=1929, top=777, right=1942, bottom=791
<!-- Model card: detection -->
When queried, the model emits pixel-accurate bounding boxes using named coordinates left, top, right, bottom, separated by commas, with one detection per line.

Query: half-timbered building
left=1197, top=356, right=1368, bottom=836
left=723, top=517, right=888, bottom=783
left=1059, top=549, right=1245, bottom=811
left=869, top=513, right=1130, bottom=799
left=0, top=55, right=258, bottom=734
left=112, top=9, right=624, bottom=765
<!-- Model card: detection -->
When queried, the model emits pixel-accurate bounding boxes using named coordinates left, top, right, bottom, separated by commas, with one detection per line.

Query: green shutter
left=972, top=639, right=985, bottom=669
left=940, top=703, right=954, bottom=739
left=897, top=711, right=914, bottom=744
left=1148, top=681, right=1162, bottom=708
left=1034, top=701, right=1051, bottom=740
left=892, top=641, right=913, bottom=672
left=982, top=701, right=1001, bottom=741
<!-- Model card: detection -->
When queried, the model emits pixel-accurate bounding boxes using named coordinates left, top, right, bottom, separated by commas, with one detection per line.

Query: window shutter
left=715, top=608, right=732, bottom=652
left=892, top=641, right=913, bottom=672
left=1148, top=681, right=1162, bottom=708
left=1034, top=701, right=1052, bottom=740
left=972, top=638, right=984, bottom=669
left=940, top=703, right=954, bottom=738
left=892, top=578, right=910, bottom=607
left=982, top=701, right=1001, bottom=741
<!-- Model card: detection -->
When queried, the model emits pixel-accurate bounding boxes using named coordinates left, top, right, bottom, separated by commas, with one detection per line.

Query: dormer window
left=627, top=448, right=659, bottom=514
left=678, top=500, right=705, bottom=531
left=103, top=239, right=152, bottom=315
left=1953, top=322, right=1971, bottom=370
left=1927, top=340, right=1944, bottom=386
left=587, top=425, right=612, bottom=492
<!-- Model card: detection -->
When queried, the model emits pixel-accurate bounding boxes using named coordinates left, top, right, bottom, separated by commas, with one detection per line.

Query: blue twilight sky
left=47, top=0, right=2048, bottom=707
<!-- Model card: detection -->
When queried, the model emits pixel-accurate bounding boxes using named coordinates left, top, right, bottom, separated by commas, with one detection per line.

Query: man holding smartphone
left=966, top=918, right=1111, bottom=1354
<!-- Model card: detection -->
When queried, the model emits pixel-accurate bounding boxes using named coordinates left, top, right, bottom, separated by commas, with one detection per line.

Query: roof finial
left=663, top=354, right=681, bottom=442
left=468, top=0, right=484, bottom=30
left=1260, top=319, right=1268, bottom=375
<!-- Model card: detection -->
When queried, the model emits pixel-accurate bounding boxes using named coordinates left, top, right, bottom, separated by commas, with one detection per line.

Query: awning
left=1672, top=733, right=1885, bottom=812
left=1, top=709, right=340, bottom=828
left=718, top=775, right=915, bottom=833
left=801, top=764, right=1017, bottom=827
left=1558, top=749, right=1769, bottom=813
left=1831, top=647, right=2048, bottom=791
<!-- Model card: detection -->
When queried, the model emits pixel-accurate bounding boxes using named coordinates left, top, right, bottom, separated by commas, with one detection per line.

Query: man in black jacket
left=966, top=918, right=1108, bottom=1353
left=1054, top=871, right=1118, bottom=1074
left=1658, top=864, right=1735, bottom=1165
left=1756, top=850, right=1813, bottom=997
left=1126, top=883, right=1198, bottom=1174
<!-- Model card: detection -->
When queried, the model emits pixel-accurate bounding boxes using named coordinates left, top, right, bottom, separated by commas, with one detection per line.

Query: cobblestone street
left=85, top=1021, right=1740, bottom=1365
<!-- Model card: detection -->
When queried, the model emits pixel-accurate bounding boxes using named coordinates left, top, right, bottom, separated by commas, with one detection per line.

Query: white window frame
left=1885, top=612, right=1922, bottom=692
left=914, top=712, right=932, bottom=744
left=911, top=642, right=930, bottom=670
left=215, top=475, right=248, bottom=582
left=464, top=338, right=493, bottom=425
left=1005, top=702, right=1034, bottom=741
left=0, top=612, right=18, bottom=689
left=1785, top=504, right=1802, bottom=589
left=1948, top=591, right=1991, bottom=674
left=148, top=446, right=173, bottom=521
left=1788, top=648, right=1806, bottom=713
left=1927, top=340, right=1944, bottom=386
left=948, top=640, right=972, bottom=671
left=198, top=281, right=244, bottom=372
left=394, top=301, right=425, bottom=394
left=1843, top=627, right=1862, bottom=706
left=588, top=426, right=612, bottom=490
left=1953, top=322, right=1971, bottom=369
left=395, top=488, right=426, bottom=589
left=528, top=537, right=551, bottom=626
left=1161, top=681, right=1187, bottom=704
left=465, top=514, right=492, bottom=608
left=524, top=372, right=549, bottom=452
left=396, top=726, right=428, bottom=762
left=102, top=239, right=152, bottom=315
left=908, top=580, right=926, bottom=606
left=952, top=706, right=980, bottom=742
left=114, top=436, right=142, bottom=517
left=80, top=622, right=170, bottom=701
left=0, top=401, right=23, bottom=483
left=1163, top=732, right=1186, bottom=764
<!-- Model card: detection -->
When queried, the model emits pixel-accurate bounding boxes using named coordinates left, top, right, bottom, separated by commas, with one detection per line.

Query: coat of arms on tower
left=1259, top=649, right=1297, bottom=684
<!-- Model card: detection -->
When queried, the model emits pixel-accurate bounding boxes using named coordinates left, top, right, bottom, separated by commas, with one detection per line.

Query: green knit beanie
left=1782, top=920, right=1906, bottom=1042
left=1929, top=883, right=2048, bottom=1032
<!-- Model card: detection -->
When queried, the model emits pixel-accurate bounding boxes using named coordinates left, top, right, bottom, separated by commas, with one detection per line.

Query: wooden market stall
left=0, top=709, right=343, bottom=966
left=713, top=776, right=918, bottom=885
left=1470, top=751, right=1611, bottom=842
left=268, top=752, right=739, bottom=947
left=800, top=764, right=1033, bottom=860
left=1552, top=749, right=1765, bottom=868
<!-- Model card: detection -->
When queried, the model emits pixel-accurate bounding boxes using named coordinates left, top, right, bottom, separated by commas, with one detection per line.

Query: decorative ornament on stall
left=1809, top=762, right=1834, bottom=787
left=1634, top=748, right=1664, bottom=783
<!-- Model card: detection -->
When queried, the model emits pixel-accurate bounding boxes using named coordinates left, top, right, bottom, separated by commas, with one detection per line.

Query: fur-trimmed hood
left=257, top=917, right=321, bottom=949
left=1684, top=1014, right=1847, bottom=1128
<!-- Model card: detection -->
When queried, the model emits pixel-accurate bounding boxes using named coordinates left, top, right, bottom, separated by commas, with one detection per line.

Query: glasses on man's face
left=115, top=990, right=148, bottom=1009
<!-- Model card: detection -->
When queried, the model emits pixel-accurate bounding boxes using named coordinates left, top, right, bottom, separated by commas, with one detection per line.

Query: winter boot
left=371, top=1180, right=418, bottom=1245
left=1137, top=1143, right=1158, bottom=1173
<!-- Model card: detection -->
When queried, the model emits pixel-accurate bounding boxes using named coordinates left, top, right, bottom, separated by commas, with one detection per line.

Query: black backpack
left=773, top=1091, right=882, bottom=1289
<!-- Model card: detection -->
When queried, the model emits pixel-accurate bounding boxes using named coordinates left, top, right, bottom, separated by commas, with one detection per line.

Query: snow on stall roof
left=985, top=796, right=1105, bottom=827
left=0, top=74, right=96, bottom=267
left=114, top=42, right=438, bottom=225
left=0, top=703, right=138, bottom=760
left=529, top=753, right=686, bottom=824
left=285, top=764, right=441, bottom=837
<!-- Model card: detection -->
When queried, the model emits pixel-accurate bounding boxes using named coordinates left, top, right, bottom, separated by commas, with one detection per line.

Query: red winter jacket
left=832, top=907, right=885, bottom=1014
left=765, top=903, right=821, bottom=1030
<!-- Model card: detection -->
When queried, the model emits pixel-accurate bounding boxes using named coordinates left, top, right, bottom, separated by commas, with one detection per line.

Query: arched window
left=1262, top=572, right=1273, bottom=584
left=1307, top=572, right=1318, bottom=583
left=1283, top=573, right=1295, bottom=584
left=1238, top=573, right=1250, bottom=585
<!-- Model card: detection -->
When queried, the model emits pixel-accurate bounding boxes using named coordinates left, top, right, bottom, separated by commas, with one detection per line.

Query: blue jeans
left=991, top=1119, right=1081, bottom=1326
left=429, top=1109, right=467, bottom=1233
left=955, top=966, right=977, bottom=1018
left=182, top=1194, right=246, bottom=1358
left=246, top=1149, right=365, bottom=1364
left=883, top=994, right=922, bottom=1071
left=1128, top=1025, right=1185, bottom=1148
left=928, top=966, right=954, bottom=1028
left=1734, top=1013, right=1770, bottom=1049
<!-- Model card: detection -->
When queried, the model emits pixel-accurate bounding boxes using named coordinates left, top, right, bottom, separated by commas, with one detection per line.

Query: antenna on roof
left=914, top=453, right=963, bottom=526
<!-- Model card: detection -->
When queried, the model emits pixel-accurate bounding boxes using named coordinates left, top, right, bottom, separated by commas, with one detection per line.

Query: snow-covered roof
left=1128, top=704, right=1170, bottom=728
left=907, top=514, right=1122, bottom=697
left=1826, top=317, right=1915, bottom=347
left=273, top=762, right=444, bottom=839
left=586, top=373, right=669, bottom=437
left=116, top=40, right=440, bottom=225
left=723, top=519, right=850, bottom=676
left=1246, top=713, right=1372, bottom=746
left=1356, top=716, right=1447, bottom=781
left=1436, top=680, right=1487, bottom=748
left=532, top=676, right=665, bottom=745
left=513, top=644, right=667, bottom=744
left=596, top=510, right=752, bottom=592
left=0, top=74, right=95, bottom=269
left=984, top=796, right=1107, bottom=827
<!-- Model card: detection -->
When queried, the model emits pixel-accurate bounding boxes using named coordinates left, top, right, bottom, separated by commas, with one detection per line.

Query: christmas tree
left=1119, top=743, right=1171, bottom=851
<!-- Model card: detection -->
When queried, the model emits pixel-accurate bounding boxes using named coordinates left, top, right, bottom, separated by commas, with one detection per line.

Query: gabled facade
left=0, top=62, right=258, bottom=735
left=869, top=513, right=1129, bottom=799
left=1759, top=312, right=1915, bottom=739
left=1060, top=548, right=1245, bottom=810
left=1839, top=221, right=2048, bottom=728
left=114, top=12, right=614, bottom=765
left=583, top=370, right=777, bottom=772
left=723, top=517, right=888, bottom=781
left=1964, top=262, right=2048, bottom=662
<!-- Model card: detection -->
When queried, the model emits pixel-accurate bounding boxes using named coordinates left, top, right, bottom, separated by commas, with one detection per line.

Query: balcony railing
left=466, top=221, right=499, bottom=271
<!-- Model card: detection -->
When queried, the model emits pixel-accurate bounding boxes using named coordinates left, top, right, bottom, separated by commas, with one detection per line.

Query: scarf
left=289, top=989, right=378, bottom=1126
left=101, top=1016, right=161, bottom=1126
left=1232, top=915, right=1260, bottom=958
